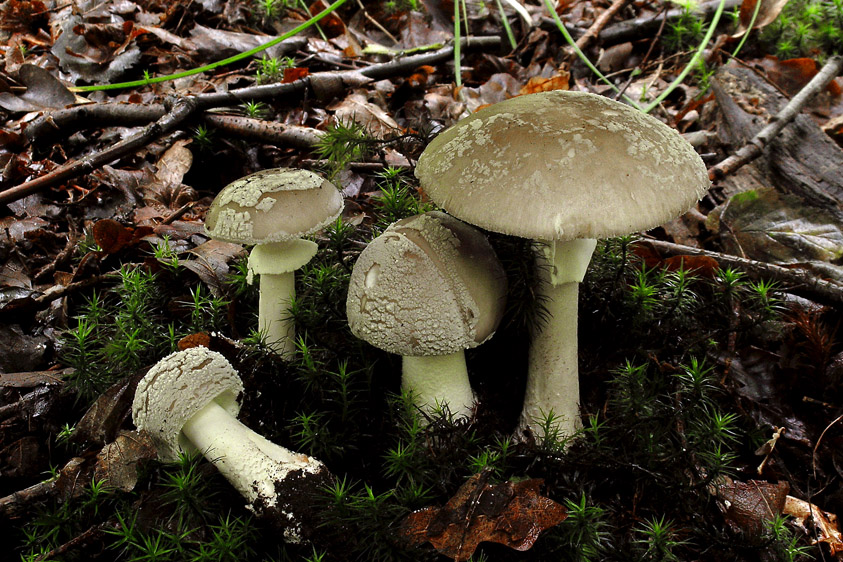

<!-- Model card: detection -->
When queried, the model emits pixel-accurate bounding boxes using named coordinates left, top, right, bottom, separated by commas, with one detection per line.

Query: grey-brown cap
left=414, top=90, right=710, bottom=241
left=205, top=168, right=343, bottom=244
left=132, top=347, right=243, bottom=461
left=347, top=211, right=507, bottom=356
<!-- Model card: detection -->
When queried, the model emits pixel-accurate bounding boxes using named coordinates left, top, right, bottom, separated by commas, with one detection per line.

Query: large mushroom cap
left=132, top=347, right=243, bottom=461
left=205, top=168, right=344, bottom=244
left=347, top=211, right=507, bottom=357
left=414, top=90, right=711, bottom=241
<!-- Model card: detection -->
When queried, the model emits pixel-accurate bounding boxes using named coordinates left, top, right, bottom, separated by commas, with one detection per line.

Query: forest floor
left=2, top=0, right=843, bottom=561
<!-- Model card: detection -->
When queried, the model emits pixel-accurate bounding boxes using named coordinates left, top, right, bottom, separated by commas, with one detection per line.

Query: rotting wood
left=708, top=61, right=843, bottom=223
left=708, top=55, right=843, bottom=189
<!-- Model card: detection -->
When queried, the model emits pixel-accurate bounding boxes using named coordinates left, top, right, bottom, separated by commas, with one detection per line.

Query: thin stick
left=644, top=238, right=843, bottom=306
left=575, top=0, right=631, bottom=51
left=709, top=55, right=843, bottom=181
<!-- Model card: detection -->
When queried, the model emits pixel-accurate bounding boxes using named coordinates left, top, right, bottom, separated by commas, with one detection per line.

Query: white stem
left=181, top=400, right=317, bottom=506
left=259, top=272, right=296, bottom=358
left=519, top=238, right=597, bottom=440
left=402, top=352, right=475, bottom=419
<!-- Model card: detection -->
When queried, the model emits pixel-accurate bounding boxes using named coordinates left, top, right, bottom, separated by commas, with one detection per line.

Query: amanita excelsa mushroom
left=414, top=90, right=710, bottom=438
left=346, top=211, right=507, bottom=418
left=132, top=346, right=332, bottom=542
left=205, top=168, right=343, bottom=358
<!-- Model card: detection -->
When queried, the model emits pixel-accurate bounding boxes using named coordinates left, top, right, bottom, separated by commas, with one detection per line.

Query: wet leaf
left=399, top=472, right=567, bottom=561
left=95, top=430, right=157, bottom=492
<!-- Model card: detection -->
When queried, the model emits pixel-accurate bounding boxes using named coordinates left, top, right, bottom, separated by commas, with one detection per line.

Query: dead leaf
left=73, top=373, right=142, bottom=447
left=183, top=239, right=247, bottom=297
left=144, top=139, right=195, bottom=209
left=93, top=218, right=134, bottom=254
left=332, top=92, right=400, bottom=139
left=0, top=64, right=75, bottom=112
left=733, top=0, right=791, bottom=38
left=95, top=430, right=157, bottom=492
left=713, top=477, right=789, bottom=541
left=783, top=495, right=843, bottom=555
left=399, top=471, right=567, bottom=561
left=758, top=56, right=835, bottom=97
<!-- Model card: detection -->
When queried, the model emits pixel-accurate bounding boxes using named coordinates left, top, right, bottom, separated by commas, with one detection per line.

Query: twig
left=643, top=238, right=843, bottom=306
left=574, top=0, right=631, bottom=51
left=0, top=97, right=200, bottom=206
left=4, top=37, right=501, bottom=208
left=35, top=523, right=108, bottom=561
left=25, top=36, right=501, bottom=145
left=595, top=0, right=741, bottom=45
left=708, top=55, right=843, bottom=182
left=33, top=274, right=111, bottom=306
left=201, top=114, right=325, bottom=148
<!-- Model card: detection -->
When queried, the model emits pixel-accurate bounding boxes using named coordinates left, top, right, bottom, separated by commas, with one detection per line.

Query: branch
left=708, top=55, right=843, bottom=182
left=1, top=97, right=200, bottom=206
left=4, top=37, right=500, bottom=207
left=644, top=238, right=843, bottom=306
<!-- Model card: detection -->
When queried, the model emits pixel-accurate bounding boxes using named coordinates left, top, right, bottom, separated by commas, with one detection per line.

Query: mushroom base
left=181, top=400, right=325, bottom=517
left=402, top=352, right=475, bottom=419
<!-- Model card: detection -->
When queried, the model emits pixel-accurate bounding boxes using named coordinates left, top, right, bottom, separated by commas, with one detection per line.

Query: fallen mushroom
left=346, top=211, right=507, bottom=419
left=414, top=90, right=710, bottom=438
left=204, top=168, right=344, bottom=358
left=131, top=346, right=332, bottom=542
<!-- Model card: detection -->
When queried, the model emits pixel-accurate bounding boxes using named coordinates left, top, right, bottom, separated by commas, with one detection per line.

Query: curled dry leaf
left=783, top=495, right=843, bottom=556
left=733, top=0, right=791, bottom=38
left=399, top=471, right=567, bottom=561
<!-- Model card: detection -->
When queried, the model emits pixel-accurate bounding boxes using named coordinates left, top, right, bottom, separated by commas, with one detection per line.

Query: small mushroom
left=414, top=90, right=711, bottom=438
left=346, top=211, right=507, bottom=419
left=132, top=346, right=332, bottom=542
left=205, top=168, right=343, bottom=358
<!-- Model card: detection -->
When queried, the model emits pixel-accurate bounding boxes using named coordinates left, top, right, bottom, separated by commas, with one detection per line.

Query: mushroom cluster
left=346, top=211, right=507, bottom=419
left=414, top=90, right=711, bottom=438
left=132, top=346, right=332, bottom=542
left=205, top=168, right=344, bottom=358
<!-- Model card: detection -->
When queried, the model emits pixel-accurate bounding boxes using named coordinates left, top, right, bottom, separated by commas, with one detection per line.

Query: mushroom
left=346, top=211, right=507, bottom=419
left=132, top=346, right=332, bottom=542
left=205, top=168, right=344, bottom=358
left=414, top=90, right=710, bottom=438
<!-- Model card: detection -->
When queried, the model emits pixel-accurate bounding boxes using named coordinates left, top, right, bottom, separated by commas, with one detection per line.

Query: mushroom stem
left=402, top=352, right=474, bottom=419
left=257, top=271, right=296, bottom=358
left=519, top=238, right=597, bottom=439
left=181, top=400, right=318, bottom=505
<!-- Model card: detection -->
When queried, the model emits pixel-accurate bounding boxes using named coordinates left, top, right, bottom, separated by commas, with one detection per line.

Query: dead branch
left=0, top=97, right=200, bottom=206
left=201, top=114, right=324, bottom=148
left=597, top=0, right=742, bottom=45
left=708, top=55, right=843, bottom=182
left=644, top=238, right=843, bottom=306
left=24, top=36, right=502, bottom=145
left=2, top=37, right=501, bottom=208
left=574, top=0, right=631, bottom=52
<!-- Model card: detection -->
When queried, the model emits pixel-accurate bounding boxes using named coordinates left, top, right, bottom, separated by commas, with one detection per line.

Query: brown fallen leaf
left=95, top=430, right=157, bottom=492
left=713, top=477, right=789, bottom=541
left=398, top=471, right=567, bottom=561
left=733, top=0, right=791, bottom=38
left=783, top=495, right=843, bottom=557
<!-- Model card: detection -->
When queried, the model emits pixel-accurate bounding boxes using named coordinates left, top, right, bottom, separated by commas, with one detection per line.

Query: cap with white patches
left=132, top=346, right=243, bottom=462
left=414, top=90, right=711, bottom=241
left=347, top=211, right=507, bottom=357
left=204, top=168, right=344, bottom=244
